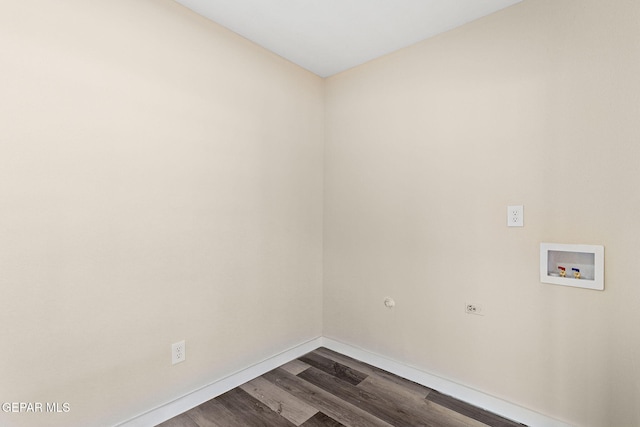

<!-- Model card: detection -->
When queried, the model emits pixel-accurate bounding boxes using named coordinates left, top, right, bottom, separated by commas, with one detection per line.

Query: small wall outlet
left=465, top=303, right=484, bottom=315
left=172, top=340, right=185, bottom=364
left=507, top=205, right=524, bottom=227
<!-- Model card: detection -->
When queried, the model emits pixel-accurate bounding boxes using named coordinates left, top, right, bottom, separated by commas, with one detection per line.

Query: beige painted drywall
left=324, top=0, right=640, bottom=426
left=0, top=1, right=323, bottom=426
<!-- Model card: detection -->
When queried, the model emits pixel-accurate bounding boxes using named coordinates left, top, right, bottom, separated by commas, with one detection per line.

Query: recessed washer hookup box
left=540, top=243, right=604, bottom=291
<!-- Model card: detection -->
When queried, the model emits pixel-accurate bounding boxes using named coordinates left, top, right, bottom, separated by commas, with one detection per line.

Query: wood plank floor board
left=314, top=347, right=433, bottom=398
left=423, top=400, right=497, bottom=427
left=299, top=412, right=345, bottom=427
left=356, top=375, right=489, bottom=427
left=299, top=365, right=473, bottom=427
left=426, top=390, right=525, bottom=427
left=356, top=374, right=427, bottom=405
left=263, top=368, right=393, bottom=427
left=215, top=388, right=296, bottom=427
left=158, top=348, right=528, bottom=427
left=239, top=376, right=318, bottom=425
left=157, top=413, right=200, bottom=427
left=297, top=366, right=418, bottom=426
left=181, top=398, right=242, bottom=427
left=298, top=352, right=368, bottom=386
left=280, top=359, right=312, bottom=376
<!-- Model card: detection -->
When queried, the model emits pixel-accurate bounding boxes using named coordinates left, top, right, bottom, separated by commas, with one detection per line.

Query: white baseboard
left=320, top=337, right=572, bottom=427
left=116, top=336, right=323, bottom=427
left=117, top=336, right=571, bottom=427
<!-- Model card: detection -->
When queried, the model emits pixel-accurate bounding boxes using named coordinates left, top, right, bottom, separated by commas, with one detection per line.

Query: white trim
left=116, top=336, right=323, bottom=427
left=117, top=336, right=572, bottom=427
left=321, top=337, right=573, bottom=427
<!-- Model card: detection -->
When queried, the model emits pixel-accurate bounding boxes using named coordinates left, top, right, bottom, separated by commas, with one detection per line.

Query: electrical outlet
left=172, top=340, right=185, bottom=365
left=465, top=303, right=484, bottom=315
left=507, top=205, right=524, bottom=227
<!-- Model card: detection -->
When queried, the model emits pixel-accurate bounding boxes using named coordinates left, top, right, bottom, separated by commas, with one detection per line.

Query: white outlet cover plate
left=465, top=303, right=484, bottom=315
left=507, top=205, right=524, bottom=227
left=172, top=340, right=186, bottom=364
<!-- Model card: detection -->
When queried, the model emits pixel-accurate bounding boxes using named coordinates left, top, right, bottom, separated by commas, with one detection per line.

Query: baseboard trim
left=116, top=336, right=323, bottom=427
left=117, top=336, right=571, bottom=427
left=320, top=337, right=572, bottom=427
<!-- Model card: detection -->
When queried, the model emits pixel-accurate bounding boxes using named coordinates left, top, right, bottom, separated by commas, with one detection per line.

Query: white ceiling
left=174, top=0, right=523, bottom=77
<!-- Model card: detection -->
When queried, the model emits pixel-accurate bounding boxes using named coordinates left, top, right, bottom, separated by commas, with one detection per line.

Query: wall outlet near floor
left=172, top=340, right=186, bottom=364
left=465, top=303, right=484, bottom=315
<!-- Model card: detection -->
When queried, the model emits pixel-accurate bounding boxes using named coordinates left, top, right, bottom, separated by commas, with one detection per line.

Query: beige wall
left=0, top=1, right=323, bottom=426
left=324, top=0, right=640, bottom=426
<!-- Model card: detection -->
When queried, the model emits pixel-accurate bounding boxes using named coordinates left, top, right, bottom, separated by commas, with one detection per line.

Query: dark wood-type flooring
left=158, top=347, right=525, bottom=427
